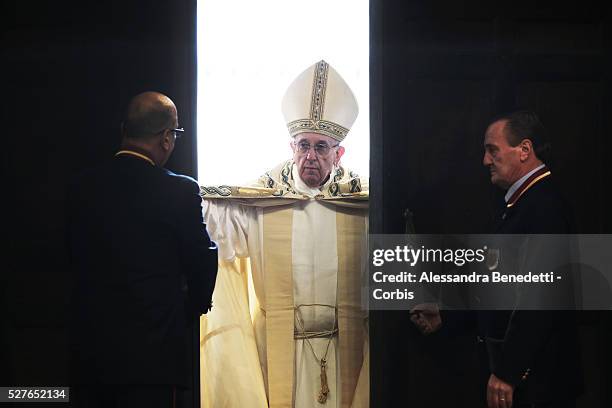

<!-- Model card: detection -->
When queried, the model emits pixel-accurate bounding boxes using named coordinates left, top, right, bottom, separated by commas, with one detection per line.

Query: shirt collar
left=504, top=164, right=546, bottom=203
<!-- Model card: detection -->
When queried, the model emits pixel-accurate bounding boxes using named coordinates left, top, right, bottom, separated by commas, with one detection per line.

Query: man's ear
left=519, top=139, right=533, bottom=162
left=161, top=130, right=172, bottom=152
left=335, top=146, right=345, bottom=165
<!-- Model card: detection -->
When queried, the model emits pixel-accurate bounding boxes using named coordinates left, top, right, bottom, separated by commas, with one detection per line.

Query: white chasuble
left=199, top=160, right=369, bottom=408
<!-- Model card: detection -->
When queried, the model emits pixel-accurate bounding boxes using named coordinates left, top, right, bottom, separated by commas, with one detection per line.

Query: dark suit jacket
left=67, top=153, right=217, bottom=387
left=480, top=175, right=582, bottom=404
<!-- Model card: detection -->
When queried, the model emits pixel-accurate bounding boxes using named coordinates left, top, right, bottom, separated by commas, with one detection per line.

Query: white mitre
left=281, top=60, right=358, bottom=142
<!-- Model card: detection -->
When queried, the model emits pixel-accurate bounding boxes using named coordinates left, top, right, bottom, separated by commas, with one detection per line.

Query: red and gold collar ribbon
left=506, top=166, right=551, bottom=208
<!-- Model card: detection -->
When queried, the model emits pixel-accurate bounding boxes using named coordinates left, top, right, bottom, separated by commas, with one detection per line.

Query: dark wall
left=370, top=0, right=612, bottom=406
left=373, top=0, right=611, bottom=235
left=3, top=0, right=199, bottom=402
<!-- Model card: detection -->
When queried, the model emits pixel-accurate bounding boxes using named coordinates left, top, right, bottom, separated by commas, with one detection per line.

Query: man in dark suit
left=68, top=91, right=217, bottom=407
left=480, top=110, right=581, bottom=408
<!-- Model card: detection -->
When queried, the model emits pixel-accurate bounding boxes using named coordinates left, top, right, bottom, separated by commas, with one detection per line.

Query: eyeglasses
left=294, top=141, right=339, bottom=156
left=169, top=128, right=184, bottom=139
left=156, top=127, right=185, bottom=139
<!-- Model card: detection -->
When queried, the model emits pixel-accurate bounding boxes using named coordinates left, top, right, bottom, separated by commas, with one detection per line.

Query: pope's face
left=483, top=120, right=523, bottom=189
left=292, top=132, right=345, bottom=188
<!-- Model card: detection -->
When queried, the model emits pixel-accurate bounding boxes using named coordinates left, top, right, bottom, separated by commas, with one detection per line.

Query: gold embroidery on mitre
left=310, top=60, right=329, bottom=122
left=287, top=119, right=349, bottom=141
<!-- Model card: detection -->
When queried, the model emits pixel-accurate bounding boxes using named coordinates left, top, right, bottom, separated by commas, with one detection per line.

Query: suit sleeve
left=177, top=179, right=218, bottom=315
left=496, top=203, right=575, bottom=386
left=495, top=310, right=557, bottom=385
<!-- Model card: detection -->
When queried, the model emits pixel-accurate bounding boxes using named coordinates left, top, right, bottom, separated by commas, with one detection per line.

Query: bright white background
left=197, top=0, right=369, bottom=185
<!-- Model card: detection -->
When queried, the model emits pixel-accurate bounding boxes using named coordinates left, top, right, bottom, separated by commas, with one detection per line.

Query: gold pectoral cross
left=317, top=358, right=329, bottom=403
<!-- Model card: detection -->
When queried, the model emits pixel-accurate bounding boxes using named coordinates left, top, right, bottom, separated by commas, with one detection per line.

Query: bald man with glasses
left=68, top=91, right=217, bottom=408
